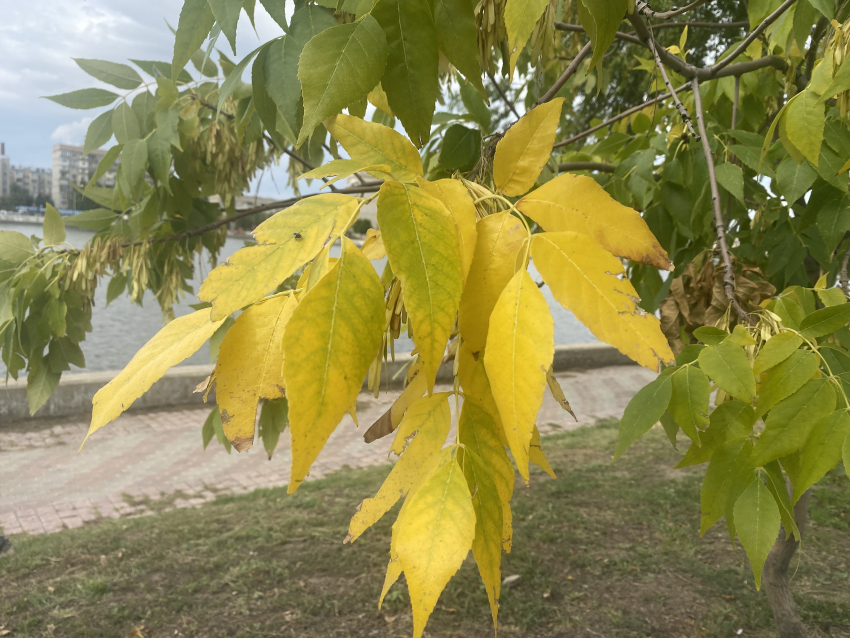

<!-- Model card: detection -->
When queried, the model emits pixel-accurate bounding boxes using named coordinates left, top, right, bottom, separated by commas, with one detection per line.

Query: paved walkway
left=0, top=365, right=656, bottom=536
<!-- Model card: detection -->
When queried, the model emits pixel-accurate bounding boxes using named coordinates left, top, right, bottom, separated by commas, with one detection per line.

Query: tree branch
left=691, top=77, right=755, bottom=326
left=635, top=0, right=710, bottom=20
left=487, top=72, right=521, bottom=120
left=558, top=162, right=616, bottom=173
left=124, top=184, right=382, bottom=249
left=646, top=34, right=699, bottom=139
left=539, top=41, right=594, bottom=104
left=553, top=83, right=693, bottom=148
left=555, top=23, right=643, bottom=45
left=706, top=0, right=797, bottom=76
left=840, top=243, right=850, bottom=299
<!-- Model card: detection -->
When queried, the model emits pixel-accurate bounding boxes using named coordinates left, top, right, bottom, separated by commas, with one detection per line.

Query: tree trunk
left=762, top=490, right=810, bottom=638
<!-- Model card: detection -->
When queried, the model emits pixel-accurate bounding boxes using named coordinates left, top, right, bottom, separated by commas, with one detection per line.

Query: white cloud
left=50, top=117, right=94, bottom=145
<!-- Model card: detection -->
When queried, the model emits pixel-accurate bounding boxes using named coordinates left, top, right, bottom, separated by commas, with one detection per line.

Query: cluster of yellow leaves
left=83, top=102, right=674, bottom=637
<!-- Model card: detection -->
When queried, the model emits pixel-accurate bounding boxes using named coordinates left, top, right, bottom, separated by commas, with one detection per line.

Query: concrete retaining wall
left=0, top=343, right=634, bottom=423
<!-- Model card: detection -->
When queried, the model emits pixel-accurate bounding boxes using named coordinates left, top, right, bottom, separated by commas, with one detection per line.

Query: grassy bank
left=1, top=421, right=848, bottom=638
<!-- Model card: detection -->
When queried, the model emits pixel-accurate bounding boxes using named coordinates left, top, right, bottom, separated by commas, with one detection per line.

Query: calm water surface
left=1, top=221, right=595, bottom=374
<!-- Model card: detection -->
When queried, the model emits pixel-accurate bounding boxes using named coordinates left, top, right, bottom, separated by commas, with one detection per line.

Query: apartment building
left=52, top=144, right=117, bottom=209
left=13, top=166, right=52, bottom=200
left=0, top=143, right=10, bottom=197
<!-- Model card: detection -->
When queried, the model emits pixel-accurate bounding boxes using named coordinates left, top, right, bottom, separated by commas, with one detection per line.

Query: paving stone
left=0, top=365, right=655, bottom=536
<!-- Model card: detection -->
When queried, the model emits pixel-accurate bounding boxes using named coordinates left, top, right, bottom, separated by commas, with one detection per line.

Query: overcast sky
left=0, top=1, right=297, bottom=198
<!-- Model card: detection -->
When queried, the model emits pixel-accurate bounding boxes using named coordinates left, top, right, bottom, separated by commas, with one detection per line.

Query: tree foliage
left=4, top=0, right=850, bottom=634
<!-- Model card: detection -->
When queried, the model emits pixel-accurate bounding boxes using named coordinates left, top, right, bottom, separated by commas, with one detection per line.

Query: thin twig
left=553, top=83, right=693, bottom=148
left=646, top=34, right=699, bottom=139
left=538, top=41, right=593, bottom=105
left=555, top=23, right=643, bottom=45
left=635, top=0, right=710, bottom=20
left=691, top=77, right=755, bottom=326
left=120, top=184, right=381, bottom=249
left=725, top=76, right=740, bottom=221
left=487, top=72, right=521, bottom=120
left=558, top=162, right=615, bottom=173
left=840, top=244, right=850, bottom=299
left=707, top=0, right=796, bottom=76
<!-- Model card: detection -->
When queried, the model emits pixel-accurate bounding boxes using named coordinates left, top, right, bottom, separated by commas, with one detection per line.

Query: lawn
left=1, top=420, right=848, bottom=638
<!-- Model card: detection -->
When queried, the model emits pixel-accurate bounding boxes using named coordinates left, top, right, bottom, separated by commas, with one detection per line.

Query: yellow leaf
left=379, top=558, right=403, bottom=608
left=325, top=114, right=423, bottom=182
left=459, top=440, right=504, bottom=629
left=214, top=294, right=297, bottom=452
left=416, top=177, right=478, bottom=284
left=484, top=269, right=554, bottom=483
left=284, top=238, right=385, bottom=493
left=505, top=0, right=551, bottom=77
left=347, top=393, right=451, bottom=543
left=299, top=158, right=392, bottom=181
left=377, top=181, right=463, bottom=390
left=529, top=425, right=556, bottom=478
left=531, top=232, right=675, bottom=370
left=518, top=174, right=672, bottom=270
left=457, top=342, right=509, bottom=450
left=458, top=212, right=526, bottom=353
left=396, top=455, right=476, bottom=638
left=199, top=194, right=359, bottom=320
left=360, top=229, right=386, bottom=260
left=363, top=370, right=428, bottom=443
left=368, top=82, right=393, bottom=117
left=86, top=310, right=225, bottom=443
left=493, top=99, right=564, bottom=197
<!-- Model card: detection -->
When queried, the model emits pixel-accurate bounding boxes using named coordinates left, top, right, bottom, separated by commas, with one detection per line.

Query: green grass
left=1, top=420, right=848, bottom=638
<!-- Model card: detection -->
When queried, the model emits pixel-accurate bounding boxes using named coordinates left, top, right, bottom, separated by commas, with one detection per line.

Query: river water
left=0, top=221, right=595, bottom=374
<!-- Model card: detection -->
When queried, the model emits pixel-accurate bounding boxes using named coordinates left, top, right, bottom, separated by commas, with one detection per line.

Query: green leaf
left=64, top=208, right=117, bottom=231
left=147, top=129, right=173, bottom=188
left=614, top=371, right=673, bottom=460
left=0, top=230, right=35, bottom=265
left=43, top=204, right=66, bottom=247
left=132, top=91, right=156, bottom=136
left=808, top=0, right=834, bottom=19
left=217, top=44, right=263, bottom=112
left=85, top=144, right=123, bottom=192
left=785, top=90, right=825, bottom=167
left=715, top=162, right=745, bottom=203
left=258, top=397, right=289, bottom=460
left=82, top=110, right=114, bottom=156
left=700, top=438, right=754, bottom=536
left=173, top=0, right=215, bottom=77
left=48, top=337, right=85, bottom=371
left=800, top=303, right=850, bottom=338
left=296, top=16, right=389, bottom=147
left=790, top=409, right=850, bottom=500
left=439, top=124, right=481, bottom=172
left=775, top=156, right=818, bottom=204
left=202, top=407, right=217, bottom=449
left=576, top=0, right=629, bottom=71
left=693, top=326, right=728, bottom=345
left=755, top=349, right=819, bottom=418
left=73, top=58, right=142, bottom=90
left=156, top=107, right=182, bottom=151
left=752, top=378, right=836, bottom=466
left=265, top=36, right=302, bottom=143
left=844, top=432, right=850, bottom=477
left=698, top=341, right=756, bottom=402
left=816, top=193, right=850, bottom=257
left=130, top=59, right=194, bottom=84
left=106, top=274, right=127, bottom=305
left=119, top=139, right=149, bottom=200
left=27, top=360, right=61, bottom=415
left=258, top=0, right=290, bottom=32
left=290, top=4, right=337, bottom=48
left=251, top=43, right=278, bottom=137
left=753, top=333, right=803, bottom=376
left=676, top=400, right=755, bottom=468
left=763, top=460, right=800, bottom=540
left=432, top=0, right=485, bottom=94
left=669, top=365, right=710, bottom=443
left=460, top=81, right=491, bottom=133
left=733, top=478, right=781, bottom=590
left=372, top=0, right=439, bottom=147
left=112, top=102, right=141, bottom=144
left=208, top=0, right=242, bottom=53
left=44, top=88, right=119, bottom=110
